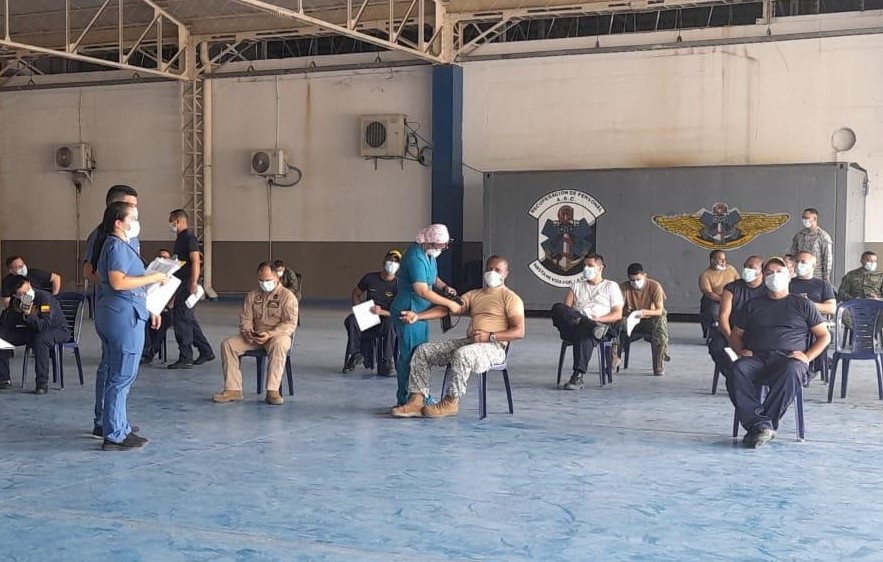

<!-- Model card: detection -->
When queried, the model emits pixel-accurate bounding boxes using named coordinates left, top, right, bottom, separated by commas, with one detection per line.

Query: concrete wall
left=1, top=29, right=881, bottom=296
left=462, top=33, right=883, bottom=243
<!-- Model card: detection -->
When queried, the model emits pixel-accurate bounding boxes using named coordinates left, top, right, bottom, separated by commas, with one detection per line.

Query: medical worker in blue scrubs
left=94, top=202, right=167, bottom=451
left=84, top=184, right=140, bottom=438
left=389, top=224, right=461, bottom=407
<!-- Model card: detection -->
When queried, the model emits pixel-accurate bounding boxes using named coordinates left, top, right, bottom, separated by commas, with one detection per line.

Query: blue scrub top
left=390, top=243, right=437, bottom=315
left=86, top=227, right=140, bottom=300
left=97, top=235, right=149, bottom=321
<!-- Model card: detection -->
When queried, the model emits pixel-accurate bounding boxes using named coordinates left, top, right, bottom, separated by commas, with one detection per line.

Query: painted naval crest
left=528, top=189, right=605, bottom=287
left=653, top=202, right=789, bottom=250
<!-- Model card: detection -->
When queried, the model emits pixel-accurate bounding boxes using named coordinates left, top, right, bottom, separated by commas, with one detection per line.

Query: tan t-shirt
left=619, top=278, right=666, bottom=315
left=698, top=265, right=740, bottom=297
left=460, top=285, right=524, bottom=334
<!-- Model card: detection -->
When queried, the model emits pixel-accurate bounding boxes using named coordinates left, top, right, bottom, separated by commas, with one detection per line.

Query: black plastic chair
left=241, top=336, right=296, bottom=396
left=620, top=332, right=653, bottom=371
left=732, top=382, right=805, bottom=442
left=441, top=344, right=513, bottom=420
left=21, top=292, right=85, bottom=388
left=556, top=337, right=614, bottom=388
left=827, top=300, right=883, bottom=402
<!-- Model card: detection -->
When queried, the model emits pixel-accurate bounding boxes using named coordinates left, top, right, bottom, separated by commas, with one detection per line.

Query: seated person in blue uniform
left=790, top=251, right=836, bottom=316
left=342, top=248, right=401, bottom=376
left=2, top=255, right=62, bottom=308
left=0, top=276, right=70, bottom=393
left=728, top=257, right=830, bottom=448
left=141, top=248, right=175, bottom=365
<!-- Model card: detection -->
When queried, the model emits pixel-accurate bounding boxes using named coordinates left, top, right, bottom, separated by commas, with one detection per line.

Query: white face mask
left=169, top=222, right=178, bottom=234
left=796, top=262, right=813, bottom=277
left=426, top=248, right=442, bottom=259
left=764, top=271, right=790, bottom=292
left=276, top=269, right=284, bottom=277
left=25, top=288, right=35, bottom=301
left=630, top=278, right=645, bottom=290
left=742, top=268, right=758, bottom=283
left=259, top=280, right=277, bottom=293
left=582, top=266, right=598, bottom=281
left=14, top=265, right=27, bottom=277
left=801, top=218, right=813, bottom=229
left=864, top=261, right=878, bottom=272
left=127, top=219, right=141, bottom=241
left=484, top=270, right=504, bottom=288
left=384, top=261, right=400, bottom=275
left=714, top=264, right=727, bottom=271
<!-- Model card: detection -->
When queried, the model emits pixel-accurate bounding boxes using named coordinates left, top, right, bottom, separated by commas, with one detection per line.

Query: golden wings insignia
left=652, top=207, right=790, bottom=251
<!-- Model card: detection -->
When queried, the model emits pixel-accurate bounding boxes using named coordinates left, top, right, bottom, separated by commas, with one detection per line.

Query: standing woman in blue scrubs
left=94, top=202, right=167, bottom=450
left=389, top=224, right=461, bottom=407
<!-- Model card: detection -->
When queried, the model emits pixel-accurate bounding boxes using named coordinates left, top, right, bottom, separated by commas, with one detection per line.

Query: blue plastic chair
left=21, top=292, right=85, bottom=388
left=556, top=337, right=614, bottom=388
left=827, top=300, right=883, bottom=402
left=441, top=344, right=513, bottom=419
left=242, top=336, right=296, bottom=396
left=620, top=332, right=653, bottom=371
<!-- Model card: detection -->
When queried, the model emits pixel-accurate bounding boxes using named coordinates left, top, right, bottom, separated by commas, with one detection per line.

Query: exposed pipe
left=203, top=77, right=217, bottom=299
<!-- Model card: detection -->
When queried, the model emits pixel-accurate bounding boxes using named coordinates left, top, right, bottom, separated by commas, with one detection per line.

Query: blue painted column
left=431, top=64, right=465, bottom=288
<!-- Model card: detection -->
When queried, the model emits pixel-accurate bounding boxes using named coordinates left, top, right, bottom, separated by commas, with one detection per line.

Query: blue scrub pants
left=95, top=304, right=145, bottom=443
left=394, top=317, right=429, bottom=406
left=93, top=346, right=109, bottom=429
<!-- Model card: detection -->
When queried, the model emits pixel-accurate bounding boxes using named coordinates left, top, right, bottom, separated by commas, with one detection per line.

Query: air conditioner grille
left=365, top=121, right=387, bottom=149
left=252, top=152, right=271, bottom=174
left=56, top=146, right=73, bottom=168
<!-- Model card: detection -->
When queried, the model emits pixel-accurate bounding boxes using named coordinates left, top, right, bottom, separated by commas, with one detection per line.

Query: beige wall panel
left=211, top=68, right=432, bottom=243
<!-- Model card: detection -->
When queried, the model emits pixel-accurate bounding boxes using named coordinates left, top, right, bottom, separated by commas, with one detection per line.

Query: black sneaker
left=92, top=424, right=140, bottom=439
left=563, top=372, right=584, bottom=390
left=167, top=359, right=193, bottom=370
left=34, top=385, right=48, bottom=395
left=378, top=359, right=396, bottom=377
left=140, top=356, right=152, bottom=366
left=342, top=352, right=363, bottom=374
left=0, top=379, right=12, bottom=389
left=101, top=433, right=147, bottom=451
left=193, top=353, right=216, bottom=366
left=742, top=427, right=776, bottom=448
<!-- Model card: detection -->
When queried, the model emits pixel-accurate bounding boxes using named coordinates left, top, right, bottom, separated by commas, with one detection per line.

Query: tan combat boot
left=265, top=390, right=284, bottom=405
left=212, top=389, right=243, bottom=403
left=422, top=396, right=460, bottom=418
left=651, top=344, right=667, bottom=376
left=391, top=393, right=425, bottom=417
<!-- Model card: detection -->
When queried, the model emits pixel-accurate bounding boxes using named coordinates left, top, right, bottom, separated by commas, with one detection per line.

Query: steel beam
left=226, top=0, right=448, bottom=63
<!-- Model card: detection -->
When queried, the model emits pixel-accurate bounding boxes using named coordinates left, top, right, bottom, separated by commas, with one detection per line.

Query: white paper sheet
left=724, top=347, right=739, bottom=362
left=185, top=285, right=205, bottom=309
left=353, top=299, right=381, bottom=332
left=0, top=337, right=14, bottom=350
left=146, top=257, right=183, bottom=277
left=625, top=310, right=642, bottom=337
left=146, top=276, right=181, bottom=317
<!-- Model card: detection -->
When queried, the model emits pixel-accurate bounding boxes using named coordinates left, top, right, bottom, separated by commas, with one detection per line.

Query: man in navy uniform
left=167, top=209, right=213, bottom=369
left=0, top=276, right=70, bottom=393
left=728, top=257, right=830, bottom=448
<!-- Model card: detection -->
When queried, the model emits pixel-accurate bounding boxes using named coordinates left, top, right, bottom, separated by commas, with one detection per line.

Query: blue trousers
left=95, top=304, right=145, bottom=443
left=727, top=354, right=805, bottom=432
left=93, top=346, right=109, bottom=428
left=393, top=318, right=429, bottom=406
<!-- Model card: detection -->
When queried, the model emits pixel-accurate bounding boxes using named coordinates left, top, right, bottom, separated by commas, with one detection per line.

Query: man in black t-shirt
left=167, top=209, right=214, bottom=369
left=728, top=257, right=830, bottom=448
left=2, top=255, right=61, bottom=308
left=342, top=249, right=401, bottom=376
left=790, top=251, right=837, bottom=316
left=708, top=255, right=766, bottom=377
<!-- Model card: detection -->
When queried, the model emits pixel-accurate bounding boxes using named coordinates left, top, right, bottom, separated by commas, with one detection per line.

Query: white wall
left=211, top=67, right=432, bottom=243
left=462, top=33, right=883, bottom=241
left=0, top=82, right=182, bottom=241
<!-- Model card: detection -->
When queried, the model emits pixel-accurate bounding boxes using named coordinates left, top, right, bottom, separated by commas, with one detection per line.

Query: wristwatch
left=489, top=332, right=497, bottom=343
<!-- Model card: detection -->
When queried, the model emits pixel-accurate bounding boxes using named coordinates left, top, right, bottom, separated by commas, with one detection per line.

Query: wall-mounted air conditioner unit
left=55, top=142, right=95, bottom=172
left=360, top=114, right=406, bottom=158
left=250, top=149, right=288, bottom=176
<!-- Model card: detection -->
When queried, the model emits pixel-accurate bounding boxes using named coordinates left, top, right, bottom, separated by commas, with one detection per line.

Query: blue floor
left=2, top=301, right=883, bottom=561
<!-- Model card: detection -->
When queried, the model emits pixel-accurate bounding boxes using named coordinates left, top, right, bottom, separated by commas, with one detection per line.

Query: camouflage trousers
left=409, top=338, right=506, bottom=399
left=611, top=315, right=670, bottom=358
